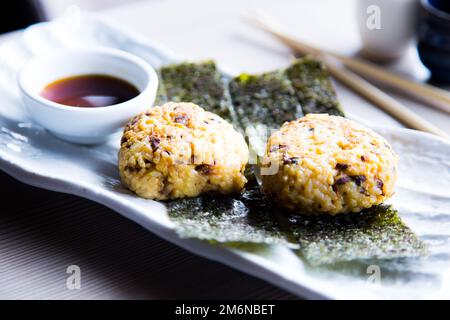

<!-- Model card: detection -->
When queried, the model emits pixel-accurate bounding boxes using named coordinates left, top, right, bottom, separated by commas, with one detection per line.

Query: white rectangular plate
left=0, top=15, right=450, bottom=299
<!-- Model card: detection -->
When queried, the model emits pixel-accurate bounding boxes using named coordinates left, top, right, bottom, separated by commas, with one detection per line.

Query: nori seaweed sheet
left=288, top=205, right=427, bottom=266
left=167, top=186, right=426, bottom=264
left=229, top=71, right=303, bottom=129
left=159, top=61, right=236, bottom=123
left=286, top=57, right=345, bottom=116
left=167, top=184, right=293, bottom=246
left=161, top=59, right=427, bottom=265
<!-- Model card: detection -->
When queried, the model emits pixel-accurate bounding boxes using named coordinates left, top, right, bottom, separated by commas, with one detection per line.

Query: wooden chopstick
left=323, top=56, right=449, bottom=138
left=250, top=11, right=450, bottom=115
left=337, top=55, right=450, bottom=115
left=248, top=12, right=449, bottom=139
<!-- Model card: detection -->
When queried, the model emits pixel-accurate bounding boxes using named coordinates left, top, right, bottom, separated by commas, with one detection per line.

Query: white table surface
left=103, top=0, right=449, bottom=134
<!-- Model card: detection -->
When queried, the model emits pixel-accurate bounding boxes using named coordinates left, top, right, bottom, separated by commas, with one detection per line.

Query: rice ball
left=261, top=113, right=398, bottom=215
left=119, top=102, right=248, bottom=200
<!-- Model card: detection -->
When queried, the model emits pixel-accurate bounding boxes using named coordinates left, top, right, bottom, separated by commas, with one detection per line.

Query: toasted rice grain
left=119, top=102, right=248, bottom=200
left=261, top=114, right=398, bottom=215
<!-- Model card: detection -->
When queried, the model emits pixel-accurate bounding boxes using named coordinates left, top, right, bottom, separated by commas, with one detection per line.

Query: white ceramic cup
left=18, top=47, right=158, bottom=144
left=356, top=0, right=420, bottom=62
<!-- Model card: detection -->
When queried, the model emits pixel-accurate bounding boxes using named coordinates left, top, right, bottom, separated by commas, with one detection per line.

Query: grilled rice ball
left=119, top=102, right=248, bottom=200
left=261, top=114, right=398, bottom=215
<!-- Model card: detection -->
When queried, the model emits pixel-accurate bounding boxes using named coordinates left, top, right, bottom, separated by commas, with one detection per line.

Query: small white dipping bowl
left=18, top=48, right=158, bottom=144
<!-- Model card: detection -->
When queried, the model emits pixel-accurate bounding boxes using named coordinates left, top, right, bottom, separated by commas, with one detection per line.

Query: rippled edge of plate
left=0, top=142, right=330, bottom=300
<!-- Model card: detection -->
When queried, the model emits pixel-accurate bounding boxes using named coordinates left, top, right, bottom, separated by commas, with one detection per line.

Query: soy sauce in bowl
left=41, top=74, right=140, bottom=108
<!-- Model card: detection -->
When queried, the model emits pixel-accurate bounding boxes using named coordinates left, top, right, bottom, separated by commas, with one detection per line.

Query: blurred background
left=40, top=0, right=144, bottom=18
left=0, top=0, right=143, bottom=33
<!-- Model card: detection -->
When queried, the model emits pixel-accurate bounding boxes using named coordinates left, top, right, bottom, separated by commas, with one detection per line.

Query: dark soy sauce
left=41, top=74, right=140, bottom=108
